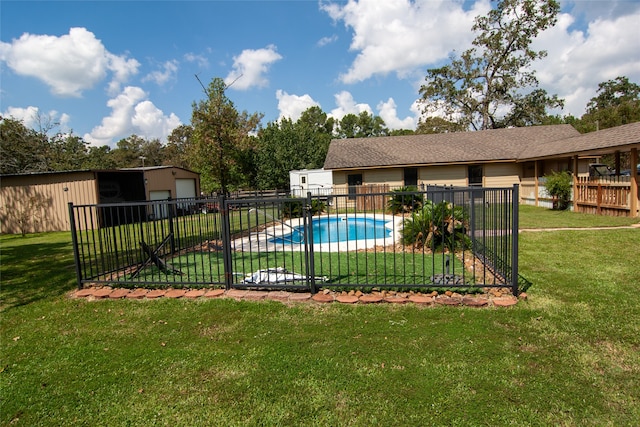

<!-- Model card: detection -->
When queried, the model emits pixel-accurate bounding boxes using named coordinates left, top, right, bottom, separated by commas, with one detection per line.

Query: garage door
left=149, top=190, right=171, bottom=219
left=176, top=179, right=196, bottom=199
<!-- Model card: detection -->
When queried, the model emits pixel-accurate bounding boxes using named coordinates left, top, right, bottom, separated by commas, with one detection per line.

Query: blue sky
left=1, top=0, right=639, bottom=147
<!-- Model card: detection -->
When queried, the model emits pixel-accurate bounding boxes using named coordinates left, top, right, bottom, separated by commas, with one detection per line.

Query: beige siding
left=143, top=167, right=200, bottom=199
left=0, top=172, right=98, bottom=234
left=484, top=163, right=521, bottom=187
left=364, top=169, right=402, bottom=187
left=420, top=166, right=467, bottom=186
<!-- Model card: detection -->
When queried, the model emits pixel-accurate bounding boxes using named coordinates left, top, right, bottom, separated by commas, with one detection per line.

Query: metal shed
left=0, top=166, right=200, bottom=234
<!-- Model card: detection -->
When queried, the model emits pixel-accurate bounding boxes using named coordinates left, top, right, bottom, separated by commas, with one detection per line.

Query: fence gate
left=223, top=196, right=316, bottom=292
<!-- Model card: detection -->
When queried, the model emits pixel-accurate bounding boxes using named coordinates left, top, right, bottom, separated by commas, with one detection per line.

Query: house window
left=301, top=176, right=306, bottom=184
left=347, top=173, right=362, bottom=200
left=404, top=168, right=418, bottom=187
left=468, top=165, right=483, bottom=186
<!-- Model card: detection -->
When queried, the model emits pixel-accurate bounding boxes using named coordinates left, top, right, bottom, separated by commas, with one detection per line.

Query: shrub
left=387, top=186, right=424, bottom=214
left=544, top=171, right=573, bottom=210
left=282, top=198, right=326, bottom=218
left=401, top=200, right=469, bottom=251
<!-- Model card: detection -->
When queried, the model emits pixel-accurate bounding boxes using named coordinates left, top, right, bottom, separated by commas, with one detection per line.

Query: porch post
left=534, top=160, right=539, bottom=206
left=572, top=156, right=579, bottom=212
left=631, top=148, right=638, bottom=218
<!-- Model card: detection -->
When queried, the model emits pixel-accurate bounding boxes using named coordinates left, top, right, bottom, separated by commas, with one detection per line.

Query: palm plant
left=401, top=200, right=469, bottom=251
left=387, top=186, right=424, bottom=214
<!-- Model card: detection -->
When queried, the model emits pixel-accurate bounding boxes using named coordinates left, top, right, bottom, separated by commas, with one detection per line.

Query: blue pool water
left=270, top=216, right=392, bottom=245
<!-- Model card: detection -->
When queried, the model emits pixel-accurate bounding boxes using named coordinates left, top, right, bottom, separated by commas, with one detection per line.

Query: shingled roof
left=518, top=121, right=640, bottom=160
left=323, top=124, right=587, bottom=170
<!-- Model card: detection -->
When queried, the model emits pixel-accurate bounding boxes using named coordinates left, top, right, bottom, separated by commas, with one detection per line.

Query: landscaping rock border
left=71, top=286, right=527, bottom=307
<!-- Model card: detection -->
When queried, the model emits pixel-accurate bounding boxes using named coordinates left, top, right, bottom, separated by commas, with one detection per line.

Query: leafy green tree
left=190, top=77, right=262, bottom=194
left=164, top=124, right=194, bottom=168
left=544, top=170, right=572, bottom=210
left=111, top=135, right=146, bottom=167
left=415, top=116, right=466, bottom=134
left=256, top=118, right=301, bottom=189
left=578, top=76, right=640, bottom=132
left=419, top=0, right=563, bottom=130
left=389, top=129, right=415, bottom=136
left=47, top=133, right=90, bottom=171
left=336, top=111, right=388, bottom=138
left=0, top=117, right=49, bottom=174
left=85, top=145, right=117, bottom=170
left=295, top=106, right=334, bottom=169
left=140, top=138, right=165, bottom=167
left=255, top=107, right=334, bottom=190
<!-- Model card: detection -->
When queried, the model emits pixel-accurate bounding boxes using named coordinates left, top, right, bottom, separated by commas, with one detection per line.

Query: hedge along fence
left=69, top=185, right=527, bottom=295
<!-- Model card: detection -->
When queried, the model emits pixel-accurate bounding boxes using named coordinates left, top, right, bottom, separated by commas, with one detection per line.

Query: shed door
left=176, top=179, right=196, bottom=199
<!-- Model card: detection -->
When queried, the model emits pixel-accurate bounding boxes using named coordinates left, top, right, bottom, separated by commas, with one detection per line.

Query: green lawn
left=1, top=205, right=639, bottom=426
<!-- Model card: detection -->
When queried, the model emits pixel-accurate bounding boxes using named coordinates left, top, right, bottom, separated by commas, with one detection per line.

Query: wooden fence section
left=574, top=176, right=635, bottom=217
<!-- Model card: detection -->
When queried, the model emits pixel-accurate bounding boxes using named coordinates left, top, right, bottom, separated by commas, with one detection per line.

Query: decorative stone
left=146, top=289, right=166, bottom=299
left=108, top=288, right=130, bottom=299
left=312, top=293, right=335, bottom=303
left=265, top=291, right=291, bottom=302
left=204, top=289, right=225, bottom=298
left=226, top=289, right=248, bottom=299
left=359, top=294, right=383, bottom=304
left=435, top=296, right=460, bottom=306
left=493, top=297, right=518, bottom=307
left=184, top=289, right=206, bottom=299
left=126, top=288, right=149, bottom=299
left=462, top=296, right=488, bottom=307
left=518, top=292, right=528, bottom=300
left=75, top=289, right=94, bottom=298
left=165, top=289, right=187, bottom=298
left=408, top=295, right=433, bottom=305
left=384, top=296, right=409, bottom=304
left=93, top=288, right=113, bottom=299
left=335, top=295, right=359, bottom=304
left=245, top=290, right=268, bottom=300
left=288, top=292, right=312, bottom=302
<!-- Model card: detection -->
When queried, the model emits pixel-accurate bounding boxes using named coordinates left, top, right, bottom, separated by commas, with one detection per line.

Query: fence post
left=219, top=195, right=233, bottom=290
left=511, top=184, right=520, bottom=296
left=167, top=197, right=176, bottom=254
left=305, top=192, right=317, bottom=294
left=68, top=202, right=84, bottom=290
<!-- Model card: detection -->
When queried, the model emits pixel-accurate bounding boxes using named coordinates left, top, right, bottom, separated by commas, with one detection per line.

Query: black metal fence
left=69, top=185, right=527, bottom=295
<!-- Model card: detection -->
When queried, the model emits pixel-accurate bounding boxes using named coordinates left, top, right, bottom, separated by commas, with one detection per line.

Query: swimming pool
left=270, top=216, right=393, bottom=245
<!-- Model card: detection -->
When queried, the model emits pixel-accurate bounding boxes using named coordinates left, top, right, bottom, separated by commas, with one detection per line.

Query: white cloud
left=533, top=9, right=640, bottom=116
left=329, top=91, right=373, bottom=121
left=2, top=106, right=71, bottom=132
left=276, top=90, right=320, bottom=121
left=83, top=86, right=181, bottom=147
left=143, top=60, right=179, bottom=86
left=0, top=27, right=139, bottom=97
left=321, top=0, right=491, bottom=83
left=225, top=45, right=283, bottom=90
left=184, top=52, right=209, bottom=68
left=376, top=97, right=418, bottom=130
left=317, top=35, right=338, bottom=47
left=132, top=101, right=181, bottom=139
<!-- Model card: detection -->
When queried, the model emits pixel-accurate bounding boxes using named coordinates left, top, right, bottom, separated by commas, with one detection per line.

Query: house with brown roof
left=323, top=122, right=640, bottom=217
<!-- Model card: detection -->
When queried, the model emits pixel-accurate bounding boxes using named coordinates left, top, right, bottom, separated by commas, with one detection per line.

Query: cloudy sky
left=1, top=0, right=639, bottom=147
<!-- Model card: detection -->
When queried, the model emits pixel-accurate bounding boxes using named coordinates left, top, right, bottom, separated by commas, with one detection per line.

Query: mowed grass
left=1, top=206, right=640, bottom=426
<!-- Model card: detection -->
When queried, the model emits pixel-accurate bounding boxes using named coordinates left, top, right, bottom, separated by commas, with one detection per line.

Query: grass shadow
left=0, top=233, right=77, bottom=311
